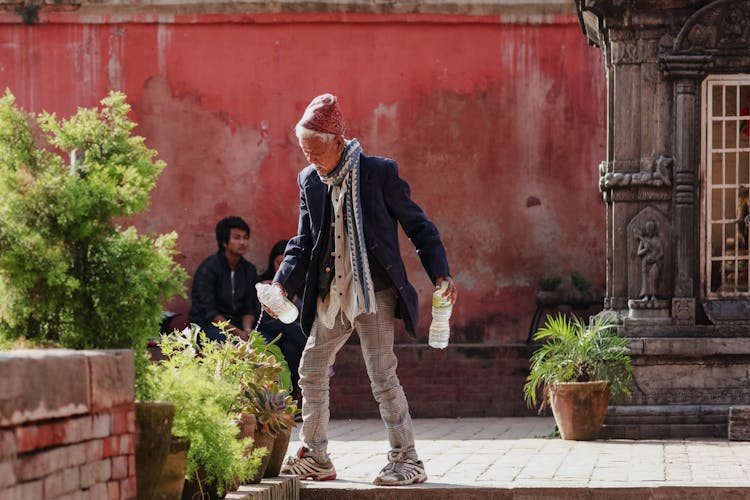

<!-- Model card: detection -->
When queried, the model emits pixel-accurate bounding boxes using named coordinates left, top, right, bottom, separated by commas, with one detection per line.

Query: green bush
left=0, top=90, right=186, bottom=398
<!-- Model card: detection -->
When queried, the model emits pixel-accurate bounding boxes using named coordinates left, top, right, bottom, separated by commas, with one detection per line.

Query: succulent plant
left=242, top=383, right=297, bottom=437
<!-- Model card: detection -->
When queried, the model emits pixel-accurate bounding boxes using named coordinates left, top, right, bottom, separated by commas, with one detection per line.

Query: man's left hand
left=436, top=276, right=458, bottom=305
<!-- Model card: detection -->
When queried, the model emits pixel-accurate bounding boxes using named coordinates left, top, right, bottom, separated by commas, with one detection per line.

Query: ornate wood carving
left=673, top=0, right=750, bottom=53
left=602, top=155, right=673, bottom=189
left=672, top=297, right=696, bottom=324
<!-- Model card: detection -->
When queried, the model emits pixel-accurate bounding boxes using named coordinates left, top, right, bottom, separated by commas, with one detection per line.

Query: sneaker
left=280, top=447, right=337, bottom=481
left=373, top=452, right=427, bottom=486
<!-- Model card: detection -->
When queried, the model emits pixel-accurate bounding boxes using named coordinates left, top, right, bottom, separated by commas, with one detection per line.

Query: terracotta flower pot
left=248, top=429, right=275, bottom=484
left=236, top=413, right=256, bottom=440
left=235, top=413, right=275, bottom=484
left=263, top=428, right=291, bottom=478
left=550, top=381, right=609, bottom=440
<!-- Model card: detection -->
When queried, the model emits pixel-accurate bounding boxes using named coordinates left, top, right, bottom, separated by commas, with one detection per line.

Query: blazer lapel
left=305, top=175, right=328, bottom=246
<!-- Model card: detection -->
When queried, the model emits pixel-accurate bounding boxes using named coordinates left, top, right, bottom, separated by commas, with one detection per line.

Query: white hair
left=295, top=124, right=341, bottom=143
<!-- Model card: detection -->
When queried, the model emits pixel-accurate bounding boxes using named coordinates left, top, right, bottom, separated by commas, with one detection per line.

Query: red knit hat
left=297, top=93, right=345, bottom=136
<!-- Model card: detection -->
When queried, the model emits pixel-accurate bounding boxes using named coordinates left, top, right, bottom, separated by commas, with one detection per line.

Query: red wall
left=0, top=11, right=606, bottom=415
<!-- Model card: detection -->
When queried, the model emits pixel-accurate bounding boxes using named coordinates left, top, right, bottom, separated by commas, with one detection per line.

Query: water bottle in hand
left=256, top=283, right=298, bottom=324
left=429, top=281, right=452, bottom=349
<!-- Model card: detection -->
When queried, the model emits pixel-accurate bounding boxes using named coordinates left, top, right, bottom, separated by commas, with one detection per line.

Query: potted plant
left=152, top=325, right=267, bottom=499
left=152, top=322, right=295, bottom=497
left=524, top=312, right=633, bottom=440
left=240, top=382, right=297, bottom=480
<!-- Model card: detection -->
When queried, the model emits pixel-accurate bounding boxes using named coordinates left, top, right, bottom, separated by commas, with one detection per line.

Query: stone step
left=224, top=477, right=300, bottom=500
left=224, top=481, right=750, bottom=500
left=297, top=485, right=750, bottom=500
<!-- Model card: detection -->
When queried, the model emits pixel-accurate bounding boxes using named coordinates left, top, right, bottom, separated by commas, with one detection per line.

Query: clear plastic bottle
left=256, top=283, right=298, bottom=324
left=429, top=281, right=452, bottom=349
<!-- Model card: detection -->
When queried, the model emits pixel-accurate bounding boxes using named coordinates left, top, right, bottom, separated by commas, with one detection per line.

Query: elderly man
left=270, top=93, right=457, bottom=486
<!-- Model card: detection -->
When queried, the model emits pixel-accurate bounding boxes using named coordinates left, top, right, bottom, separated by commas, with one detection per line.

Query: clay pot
left=550, top=381, right=609, bottom=440
left=235, top=413, right=275, bottom=484
left=135, top=402, right=175, bottom=500
left=263, top=428, right=292, bottom=478
left=153, top=436, right=190, bottom=500
left=248, top=429, right=275, bottom=484
left=236, top=413, right=257, bottom=440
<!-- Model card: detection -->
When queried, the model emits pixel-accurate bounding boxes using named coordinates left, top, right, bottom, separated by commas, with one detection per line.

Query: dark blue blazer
left=274, top=153, right=450, bottom=337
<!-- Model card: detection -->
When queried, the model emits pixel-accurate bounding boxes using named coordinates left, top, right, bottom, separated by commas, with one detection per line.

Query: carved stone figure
left=718, top=8, right=748, bottom=48
left=602, top=155, right=673, bottom=189
left=636, top=220, right=663, bottom=300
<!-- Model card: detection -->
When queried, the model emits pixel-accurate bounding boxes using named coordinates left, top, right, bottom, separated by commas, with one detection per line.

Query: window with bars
left=703, top=77, right=750, bottom=297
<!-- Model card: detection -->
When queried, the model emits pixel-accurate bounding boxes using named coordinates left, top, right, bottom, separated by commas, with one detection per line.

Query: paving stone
left=222, top=417, right=750, bottom=499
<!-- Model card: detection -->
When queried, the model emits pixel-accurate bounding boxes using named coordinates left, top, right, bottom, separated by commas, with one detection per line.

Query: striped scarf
left=318, top=139, right=377, bottom=314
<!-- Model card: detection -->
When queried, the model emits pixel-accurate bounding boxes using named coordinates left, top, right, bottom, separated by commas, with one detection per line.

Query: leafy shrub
left=0, top=90, right=186, bottom=398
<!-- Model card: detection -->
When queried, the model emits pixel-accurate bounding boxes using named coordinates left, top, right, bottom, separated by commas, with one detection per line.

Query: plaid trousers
left=298, top=288, right=417, bottom=463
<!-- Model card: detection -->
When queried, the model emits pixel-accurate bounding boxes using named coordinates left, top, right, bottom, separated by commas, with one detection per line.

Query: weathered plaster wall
left=0, top=3, right=606, bottom=415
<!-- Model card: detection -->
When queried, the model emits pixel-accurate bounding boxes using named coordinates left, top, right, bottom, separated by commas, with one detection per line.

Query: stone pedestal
left=602, top=333, right=750, bottom=438
left=729, top=406, right=750, bottom=441
left=626, top=299, right=670, bottom=321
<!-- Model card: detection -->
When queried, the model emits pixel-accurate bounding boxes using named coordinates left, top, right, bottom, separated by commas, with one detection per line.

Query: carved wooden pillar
left=661, top=55, right=711, bottom=324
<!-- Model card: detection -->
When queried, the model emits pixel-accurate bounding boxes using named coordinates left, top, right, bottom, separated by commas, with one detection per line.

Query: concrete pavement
left=287, top=417, right=750, bottom=499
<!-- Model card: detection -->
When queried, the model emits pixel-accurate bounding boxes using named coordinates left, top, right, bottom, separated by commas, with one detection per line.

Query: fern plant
left=524, top=313, right=632, bottom=410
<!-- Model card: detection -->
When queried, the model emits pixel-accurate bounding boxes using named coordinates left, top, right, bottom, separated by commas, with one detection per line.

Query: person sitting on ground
left=188, top=216, right=259, bottom=341
left=257, top=239, right=307, bottom=403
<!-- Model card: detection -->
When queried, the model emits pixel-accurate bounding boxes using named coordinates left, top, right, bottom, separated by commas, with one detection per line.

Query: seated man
left=189, top=216, right=258, bottom=341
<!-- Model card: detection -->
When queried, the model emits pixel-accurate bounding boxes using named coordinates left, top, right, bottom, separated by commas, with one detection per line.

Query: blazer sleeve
left=274, top=171, right=315, bottom=297
left=381, top=160, right=451, bottom=283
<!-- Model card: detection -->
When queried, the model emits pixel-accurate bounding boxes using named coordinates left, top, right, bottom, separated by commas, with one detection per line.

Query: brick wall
left=329, top=344, right=537, bottom=419
left=0, top=349, right=136, bottom=500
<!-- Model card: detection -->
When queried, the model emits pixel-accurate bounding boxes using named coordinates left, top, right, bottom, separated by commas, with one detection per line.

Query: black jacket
left=189, top=251, right=259, bottom=326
